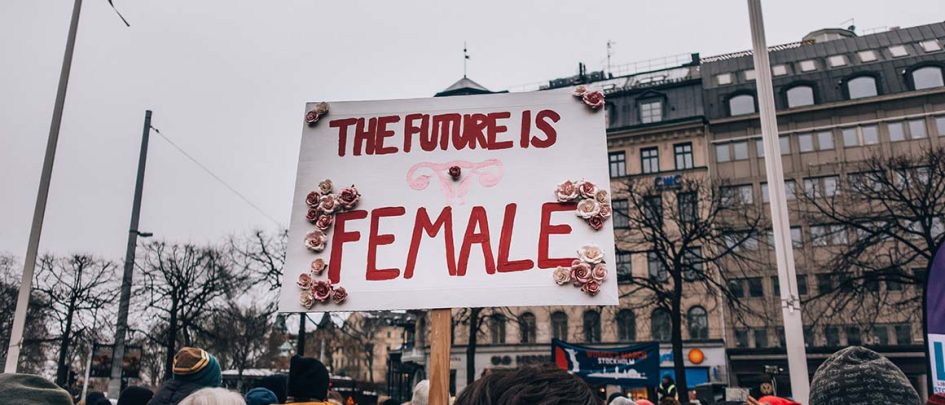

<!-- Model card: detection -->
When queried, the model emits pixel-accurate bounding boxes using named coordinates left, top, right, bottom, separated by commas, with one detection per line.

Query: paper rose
left=555, top=180, right=579, bottom=202
left=299, top=290, right=315, bottom=309
left=448, top=166, right=461, bottom=180
left=573, top=85, right=588, bottom=97
left=305, top=208, right=319, bottom=224
left=571, top=261, right=593, bottom=286
left=331, top=286, right=348, bottom=304
left=317, top=195, right=338, bottom=214
left=315, top=214, right=333, bottom=232
left=587, top=215, right=605, bottom=230
left=578, top=180, right=598, bottom=199
left=578, top=244, right=605, bottom=264
left=304, top=230, right=327, bottom=252
left=576, top=199, right=601, bottom=219
left=591, top=263, right=607, bottom=282
left=304, top=110, right=320, bottom=127
left=305, top=191, right=320, bottom=207
left=312, top=280, right=333, bottom=302
left=314, top=101, right=330, bottom=115
left=582, top=90, right=605, bottom=110
left=297, top=272, right=313, bottom=289
left=337, top=186, right=361, bottom=210
left=598, top=203, right=612, bottom=219
left=310, top=258, right=327, bottom=275
left=595, top=189, right=609, bottom=204
left=581, top=280, right=601, bottom=296
left=318, top=179, right=333, bottom=195
left=553, top=266, right=572, bottom=285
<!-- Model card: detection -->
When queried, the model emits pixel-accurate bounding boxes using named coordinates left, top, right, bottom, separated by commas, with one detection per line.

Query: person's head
left=173, top=347, right=222, bottom=388
left=118, top=386, right=154, bottom=405
left=255, top=374, right=288, bottom=404
left=288, top=355, right=330, bottom=402
left=87, top=392, right=111, bottom=405
left=454, top=365, right=598, bottom=405
left=244, top=387, right=278, bottom=405
left=661, top=375, right=673, bottom=385
left=0, top=373, right=75, bottom=405
left=809, top=346, right=920, bottom=405
left=657, top=398, right=679, bottom=405
left=607, top=393, right=624, bottom=404
left=411, top=380, right=429, bottom=405
left=179, top=387, right=246, bottom=405
left=608, top=396, right=636, bottom=405
left=634, top=400, right=655, bottom=405
left=327, top=390, right=344, bottom=405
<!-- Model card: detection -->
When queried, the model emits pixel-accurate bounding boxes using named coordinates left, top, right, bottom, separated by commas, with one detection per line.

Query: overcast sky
left=1, top=1, right=942, bottom=260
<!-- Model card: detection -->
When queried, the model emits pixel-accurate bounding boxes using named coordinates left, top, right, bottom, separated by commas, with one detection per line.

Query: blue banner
left=551, top=339, right=660, bottom=387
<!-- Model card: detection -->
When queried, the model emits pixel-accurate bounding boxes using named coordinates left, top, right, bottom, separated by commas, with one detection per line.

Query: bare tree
left=332, top=311, right=406, bottom=385
left=0, top=254, right=52, bottom=374
left=452, top=307, right=522, bottom=385
left=33, top=254, right=117, bottom=386
left=618, top=176, right=765, bottom=401
left=136, top=241, right=249, bottom=379
left=230, top=229, right=287, bottom=290
left=203, top=301, right=275, bottom=389
left=797, top=148, right=945, bottom=331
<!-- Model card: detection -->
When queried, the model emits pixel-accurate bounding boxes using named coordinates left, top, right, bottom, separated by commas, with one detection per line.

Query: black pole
left=297, top=313, right=306, bottom=356
left=108, top=110, right=152, bottom=397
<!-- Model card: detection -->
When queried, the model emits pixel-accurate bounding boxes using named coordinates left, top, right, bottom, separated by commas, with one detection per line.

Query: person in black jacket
left=148, top=347, right=222, bottom=405
left=656, top=375, right=677, bottom=400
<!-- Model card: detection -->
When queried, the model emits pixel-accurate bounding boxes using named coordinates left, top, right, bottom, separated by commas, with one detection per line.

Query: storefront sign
left=280, top=89, right=617, bottom=312
left=927, top=241, right=945, bottom=394
left=552, top=339, right=659, bottom=387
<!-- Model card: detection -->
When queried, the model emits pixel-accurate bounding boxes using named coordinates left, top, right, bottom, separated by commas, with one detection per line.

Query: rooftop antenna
left=463, top=42, right=470, bottom=78
left=606, top=40, right=616, bottom=77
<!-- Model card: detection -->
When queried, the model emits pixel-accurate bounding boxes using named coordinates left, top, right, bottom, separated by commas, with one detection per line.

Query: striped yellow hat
left=172, top=347, right=210, bottom=375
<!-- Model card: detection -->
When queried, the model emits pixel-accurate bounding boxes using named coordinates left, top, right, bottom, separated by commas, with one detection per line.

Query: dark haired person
left=454, top=365, right=599, bottom=405
left=286, top=355, right=331, bottom=404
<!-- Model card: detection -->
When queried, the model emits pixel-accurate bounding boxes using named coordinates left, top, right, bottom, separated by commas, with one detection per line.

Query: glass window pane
left=772, top=65, right=788, bottom=76
left=641, top=147, right=659, bottom=174
left=787, top=86, right=815, bottom=108
left=609, top=152, right=626, bottom=177
left=847, top=76, right=878, bottom=99
left=798, top=133, right=814, bottom=152
left=937, top=116, right=945, bottom=136
left=785, top=180, right=796, bottom=201
left=799, top=60, right=817, bottom=72
left=791, top=227, right=802, bottom=247
left=674, top=143, right=694, bottom=169
left=888, top=45, right=909, bottom=57
left=912, top=67, right=944, bottom=90
left=888, top=122, right=906, bottom=142
left=858, top=50, right=878, bottom=62
left=640, top=100, right=663, bottom=124
left=843, top=128, right=859, bottom=146
left=612, top=200, right=629, bottom=229
left=920, top=40, right=942, bottom=52
left=747, top=277, right=764, bottom=297
left=761, top=183, right=769, bottom=203
left=732, top=142, right=748, bottom=160
left=716, top=144, right=730, bottom=162
left=862, top=125, right=879, bottom=145
left=756, top=140, right=765, bottom=157
left=909, top=119, right=927, bottom=139
left=827, top=55, right=847, bottom=67
left=780, top=136, right=791, bottom=154
left=744, top=70, right=756, bottom=81
left=716, top=73, right=733, bottom=85
left=817, top=131, right=834, bottom=150
left=729, top=95, right=756, bottom=116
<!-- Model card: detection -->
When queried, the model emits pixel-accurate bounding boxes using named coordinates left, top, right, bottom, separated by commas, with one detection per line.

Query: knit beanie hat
left=172, top=347, right=222, bottom=388
left=245, top=387, right=279, bottom=405
left=288, top=355, right=329, bottom=401
left=0, top=373, right=73, bottom=405
left=118, top=385, right=154, bottom=405
left=809, top=346, right=920, bottom=405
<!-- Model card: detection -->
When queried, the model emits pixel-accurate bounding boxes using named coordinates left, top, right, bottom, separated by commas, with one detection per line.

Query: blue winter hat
left=245, top=387, right=279, bottom=405
left=172, top=347, right=222, bottom=388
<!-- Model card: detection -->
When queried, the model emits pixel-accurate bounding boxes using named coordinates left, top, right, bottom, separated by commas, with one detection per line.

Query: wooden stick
left=429, top=308, right=452, bottom=405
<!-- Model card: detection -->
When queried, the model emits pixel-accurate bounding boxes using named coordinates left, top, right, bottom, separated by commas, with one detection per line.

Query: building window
left=846, top=326, right=862, bottom=346
left=791, top=226, right=803, bottom=247
left=797, top=131, right=832, bottom=152
left=610, top=199, right=629, bottom=229
left=872, top=325, right=890, bottom=345
left=938, top=116, right=945, bottom=136
left=732, top=141, right=748, bottom=160
left=920, top=40, right=942, bottom=53
left=729, top=279, right=745, bottom=298
left=846, top=76, right=879, bottom=99
left=786, top=85, right=815, bottom=108
left=895, top=324, right=912, bottom=344
left=722, top=184, right=754, bottom=205
left=799, top=60, right=817, bottom=72
left=616, top=251, right=632, bottom=283
left=639, top=99, right=663, bottom=124
left=608, top=152, right=627, bottom=178
left=825, top=326, right=841, bottom=346
left=644, top=196, right=663, bottom=226
left=678, top=192, right=697, bottom=223
left=682, top=247, right=703, bottom=281
left=911, top=66, right=945, bottom=90
left=735, top=329, right=749, bottom=348
left=797, top=274, right=808, bottom=295
left=641, top=147, right=659, bottom=174
left=827, top=55, right=847, bottom=67
left=888, top=122, right=906, bottom=142
left=747, top=277, right=764, bottom=297
left=648, top=251, right=668, bottom=282
left=716, top=143, right=731, bottom=162
left=909, top=119, right=928, bottom=139
left=744, top=69, right=756, bottom=81
left=519, top=312, right=536, bottom=344
left=674, top=143, right=694, bottom=170
left=810, top=224, right=847, bottom=246
left=728, top=94, right=756, bottom=116
left=754, top=329, right=769, bottom=348
left=716, top=73, right=733, bottom=85
left=489, top=314, right=506, bottom=344
left=651, top=309, right=671, bottom=342
left=616, top=310, right=636, bottom=342
left=772, top=64, right=788, bottom=76
left=687, top=306, right=709, bottom=339
left=858, top=50, right=879, bottom=62
left=798, top=133, right=815, bottom=152
left=583, top=311, right=601, bottom=343
left=888, top=45, right=909, bottom=58
left=551, top=312, right=568, bottom=341
left=842, top=125, right=879, bottom=147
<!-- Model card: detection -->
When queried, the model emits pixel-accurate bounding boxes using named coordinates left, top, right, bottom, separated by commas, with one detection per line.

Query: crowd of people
left=1, top=345, right=942, bottom=405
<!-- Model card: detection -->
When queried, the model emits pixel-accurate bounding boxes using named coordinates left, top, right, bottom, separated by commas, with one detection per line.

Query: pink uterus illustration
left=406, top=159, right=504, bottom=205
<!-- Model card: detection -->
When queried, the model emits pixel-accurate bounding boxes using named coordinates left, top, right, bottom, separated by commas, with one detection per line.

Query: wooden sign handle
left=429, top=308, right=452, bottom=405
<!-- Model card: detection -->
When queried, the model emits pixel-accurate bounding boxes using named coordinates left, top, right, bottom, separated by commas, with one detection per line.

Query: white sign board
left=279, top=88, right=617, bottom=312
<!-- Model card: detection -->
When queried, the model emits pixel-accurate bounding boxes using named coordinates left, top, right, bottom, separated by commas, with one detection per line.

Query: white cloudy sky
left=1, top=0, right=942, bottom=260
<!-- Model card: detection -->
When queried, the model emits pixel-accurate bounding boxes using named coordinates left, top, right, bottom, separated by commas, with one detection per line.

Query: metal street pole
left=108, top=110, right=153, bottom=398
left=746, top=0, right=811, bottom=402
left=297, top=313, right=306, bottom=356
left=4, top=0, right=84, bottom=374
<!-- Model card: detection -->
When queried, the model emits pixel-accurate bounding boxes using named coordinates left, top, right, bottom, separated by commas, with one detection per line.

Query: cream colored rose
left=299, top=290, right=315, bottom=309
left=573, top=85, right=588, bottom=97
left=314, top=102, right=330, bottom=115
left=595, top=189, right=609, bottom=204
left=553, top=266, right=572, bottom=285
left=578, top=244, right=605, bottom=264
left=576, top=199, right=601, bottom=219
left=591, top=263, right=607, bottom=282
left=318, top=179, right=333, bottom=195
left=555, top=180, right=579, bottom=202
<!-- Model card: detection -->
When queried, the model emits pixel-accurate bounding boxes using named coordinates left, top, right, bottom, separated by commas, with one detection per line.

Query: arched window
left=687, top=306, right=709, bottom=339
left=489, top=314, right=506, bottom=344
left=912, top=66, right=945, bottom=90
left=583, top=311, right=602, bottom=343
left=846, top=76, right=878, bottom=99
left=651, top=309, right=671, bottom=342
left=616, top=309, right=636, bottom=342
left=785, top=85, right=815, bottom=108
left=728, top=94, right=756, bottom=116
left=551, top=311, right=569, bottom=341
left=519, top=312, right=537, bottom=344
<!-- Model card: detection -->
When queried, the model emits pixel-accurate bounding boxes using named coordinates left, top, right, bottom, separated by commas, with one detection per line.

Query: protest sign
left=279, top=88, right=617, bottom=312
left=551, top=339, right=660, bottom=387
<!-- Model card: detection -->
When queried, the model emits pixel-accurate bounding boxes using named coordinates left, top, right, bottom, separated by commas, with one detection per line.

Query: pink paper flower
left=555, top=180, right=579, bottom=202
left=304, top=230, right=327, bottom=252
left=576, top=199, right=601, bottom=219
left=582, top=90, right=605, bottom=110
left=305, top=208, right=319, bottom=224
left=578, top=180, right=598, bottom=199
left=331, top=286, right=348, bottom=304
left=317, top=194, right=338, bottom=214
left=310, top=258, right=327, bottom=275
left=598, top=203, right=612, bottom=219
left=296, top=272, right=313, bottom=289
left=553, top=266, right=572, bottom=285
left=312, top=280, right=333, bottom=302
left=305, top=191, right=320, bottom=207
left=595, top=189, right=609, bottom=204
left=315, top=214, right=334, bottom=232
left=318, top=179, right=333, bottom=195
left=573, top=85, right=588, bottom=97
left=448, top=166, right=461, bottom=180
left=299, top=290, right=315, bottom=309
left=314, top=102, right=330, bottom=115
left=304, top=110, right=320, bottom=127
left=588, top=215, right=605, bottom=230
left=577, top=244, right=605, bottom=264
left=337, top=186, right=361, bottom=210
left=591, top=263, right=607, bottom=282
left=571, top=261, right=592, bottom=286
left=582, top=280, right=601, bottom=296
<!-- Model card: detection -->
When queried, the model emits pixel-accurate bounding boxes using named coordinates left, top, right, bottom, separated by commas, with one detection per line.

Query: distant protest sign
left=552, top=339, right=660, bottom=387
left=279, top=88, right=617, bottom=312
left=928, top=241, right=945, bottom=394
